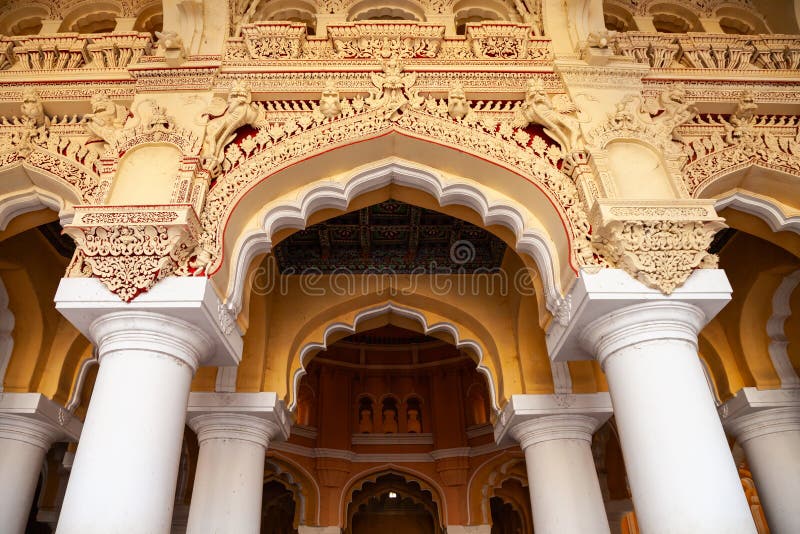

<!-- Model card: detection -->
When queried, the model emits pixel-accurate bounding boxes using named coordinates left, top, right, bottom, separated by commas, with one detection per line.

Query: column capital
left=494, top=393, right=612, bottom=447
left=546, top=269, right=731, bottom=364
left=720, top=387, right=800, bottom=443
left=187, top=392, right=291, bottom=448
left=0, top=393, right=82, bottom=449
left=55, top=276, right=242, bottom=368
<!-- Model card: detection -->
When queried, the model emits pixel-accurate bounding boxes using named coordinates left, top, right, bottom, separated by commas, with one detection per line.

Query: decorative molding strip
left=270, top=440, right=516, bottom=461
left=716, top=192, right=800, bottom=235
left=352, top=433, right=434, bottom=445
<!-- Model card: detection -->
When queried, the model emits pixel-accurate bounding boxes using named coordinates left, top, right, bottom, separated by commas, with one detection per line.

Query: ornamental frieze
left=590, top=199, right=725, bottom=294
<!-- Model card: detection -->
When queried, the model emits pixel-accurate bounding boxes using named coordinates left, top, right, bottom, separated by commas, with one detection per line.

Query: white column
left=497, top=393, right=612, bottom=534
left=0, top=393, right=81, bottom=534
left=722, top=388, right=800, bottom=534
left=54, top=278, right=241, bottom=534
left=186, top=393, right=290, bottom=534
left=548, top=269, right=756, bottom=534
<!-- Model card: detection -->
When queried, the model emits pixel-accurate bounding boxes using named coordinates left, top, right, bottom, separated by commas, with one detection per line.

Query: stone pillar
left=722, top=387, right=800, bottom=534
left=298, top=528, right=341, bottom=534
left=0, top=394, right=81, bottom=534
left=496, top=393, right=612, bottom=534
left=446, top=526, right=491, bottom=534
left=547, top=269, right=757, bottom=534
left=54, top=277, right=241, bottom=534
left=186, top=392, right=290, bottom=534
left=632, top=15, right=657, bottom=32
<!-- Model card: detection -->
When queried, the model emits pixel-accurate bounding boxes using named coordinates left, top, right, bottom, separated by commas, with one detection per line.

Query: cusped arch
left=288, top=300, right=508, bottom=414
left=224, top=157, right=569, bottom=321
left=0, top=161, right=86, bottom=230
left=339, top=465, right=447, bottom=528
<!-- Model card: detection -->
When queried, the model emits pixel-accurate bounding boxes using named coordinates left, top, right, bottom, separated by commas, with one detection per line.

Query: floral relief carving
left=591, top=200, right=724, bottom=294
left=196, top=72, right=595, bottom=282
left=679, top=94, right=800, bottom=196
left=466, top=22, right=533, bottom=60
left=328, top=22, right=445, bottom=59
left=240, top=22, right=306, bottom=60
left=64, top=206, right=202, bottom=302
left=589, top=84, right=697, bottom=160
left=0, top=90, right=105, bottom=203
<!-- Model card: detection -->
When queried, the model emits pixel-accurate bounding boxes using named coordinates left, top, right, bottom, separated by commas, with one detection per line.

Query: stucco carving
left=680, top=95, right=800, bottom=196
left=589, top=84, right=697, bottom=159
left=328, top=22, right=444, bottom=59
left=241, top=22, right=306, bottom=60
left=84, top=93, right=130, bottom=151
left=512, top=78, right=584, bottom=154
left=64, top=206, right=201, bottom=302
left=591, top=200, right=725, bottom=294
left=201, top=82, right=266, bottom=172
left=366, top=56, right=423, bottom=121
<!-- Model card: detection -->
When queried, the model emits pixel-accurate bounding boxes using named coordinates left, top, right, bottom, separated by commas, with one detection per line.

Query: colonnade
left=0, top=270, right=798, bottom=533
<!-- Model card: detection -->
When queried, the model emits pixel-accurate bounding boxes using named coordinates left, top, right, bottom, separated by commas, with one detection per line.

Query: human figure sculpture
left=512, top=78, right=582, bottom=153
left=383, top=408, right=398, bottom=433
left=201, top=81, right=265, bottom=170
left=407, top=408, right=422, bottom=433
left=359, top=408, right=373, bottom=434
left=85, top=93, right=128, bottom=149
left=447, top=82, right=470, bottom=120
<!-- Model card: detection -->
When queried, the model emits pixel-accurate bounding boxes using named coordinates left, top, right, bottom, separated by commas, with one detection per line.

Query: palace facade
left=0, top=0, right=799, bottom=532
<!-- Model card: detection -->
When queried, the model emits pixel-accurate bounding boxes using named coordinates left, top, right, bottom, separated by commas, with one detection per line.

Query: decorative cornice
left=55, top=276, right=243, bottom=367
left=352, top=433, right=434, bottom=445
left=720, top=388, right=800, bottom=443
left=590, top=199, right=725, bottom=295
left=0, top=393, right=82, bottom=449
left=545, top=268, right=732, bottom=363
left=188, top=413, right=283, bottom=448
left=494, top=393, right=613, bottom=446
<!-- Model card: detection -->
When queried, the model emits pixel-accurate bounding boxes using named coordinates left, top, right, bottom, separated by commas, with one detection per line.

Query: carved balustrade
left=615, top=32, right=800, bottom=70
left=2, top=31, right=152, bottom=71
left=86, top=32, right=152, bottom=68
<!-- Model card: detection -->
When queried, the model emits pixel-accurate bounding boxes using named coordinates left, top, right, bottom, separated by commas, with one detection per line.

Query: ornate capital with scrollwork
left=590, top=199, right=725, bottom=294
left=63, top=205, right=202, bottom=302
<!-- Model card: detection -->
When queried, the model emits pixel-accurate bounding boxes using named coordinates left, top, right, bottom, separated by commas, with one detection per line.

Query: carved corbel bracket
left=590, top=199, right=725, bottom=295
left=64, top=205, right=201, bottom=302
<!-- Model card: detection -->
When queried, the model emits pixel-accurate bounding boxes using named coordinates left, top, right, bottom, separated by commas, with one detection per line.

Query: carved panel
left=328, top=22, right=445, bottom=59
left=240, top=22, right=306, bottom=60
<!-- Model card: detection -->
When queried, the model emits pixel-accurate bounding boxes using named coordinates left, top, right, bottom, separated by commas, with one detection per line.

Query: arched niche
left=605, top=139, right=678, bottom=199
left=107, top=143, right=181, bottom=205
